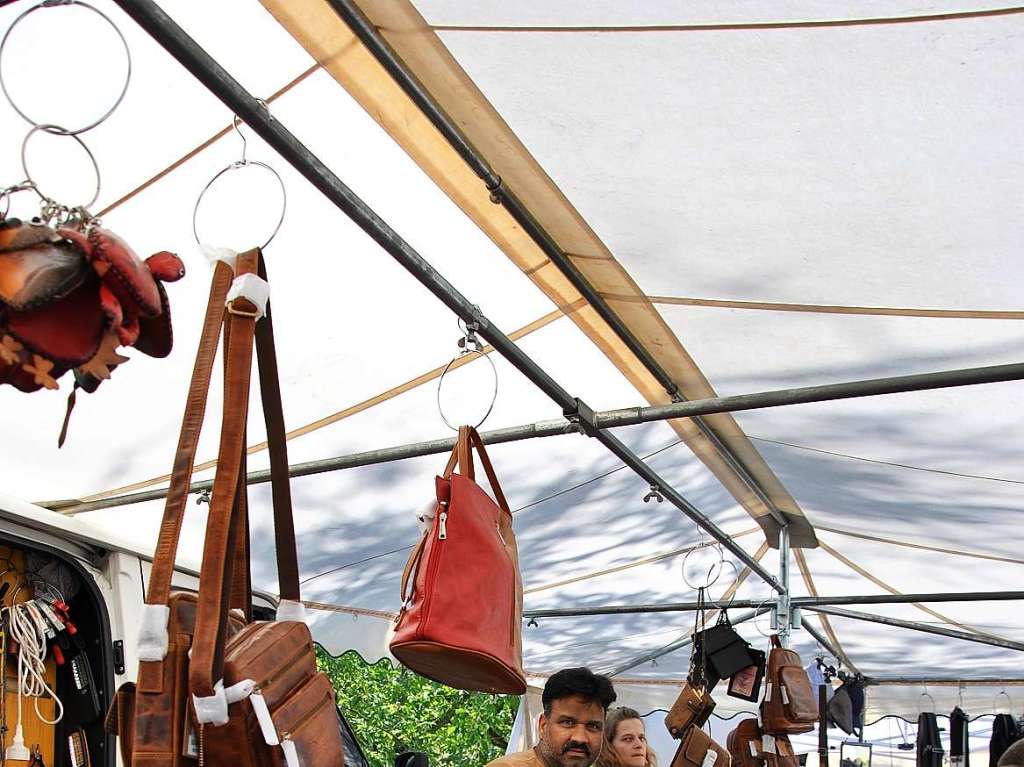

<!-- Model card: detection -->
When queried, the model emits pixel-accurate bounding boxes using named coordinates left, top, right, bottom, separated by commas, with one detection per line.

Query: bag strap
left=253, top=254, right=300, bottom=602
left=189, top=250, right=261, bottom=698
left=440, top=426, right=511, bottom=514
left=145, top=261, right=234, bottom=605
left=190, top=249, right=303, bottom=698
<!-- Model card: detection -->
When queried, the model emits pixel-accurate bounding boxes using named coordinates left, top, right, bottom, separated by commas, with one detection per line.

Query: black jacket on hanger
left=950, top=707, right=970, bottom=767
left=918, top=712, right=944, bottom=767
left=989, top=714, right=1020, bottom=767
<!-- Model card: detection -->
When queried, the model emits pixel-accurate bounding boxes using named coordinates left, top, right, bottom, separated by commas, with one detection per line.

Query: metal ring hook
left=20, top=124, right=101, bottom=220
left=0, top=0, right=132, bottom=135
left=919, top=689, right=936, bottom=714
left=994, top=688, right=1012, bottom=713
left=232, top=115, right=249, bottom=166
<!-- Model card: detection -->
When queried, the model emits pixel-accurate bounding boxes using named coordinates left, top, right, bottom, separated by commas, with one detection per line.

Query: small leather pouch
left=666, top=682, right=716, bottom=738
left=727, top=648, right=766, bottom=703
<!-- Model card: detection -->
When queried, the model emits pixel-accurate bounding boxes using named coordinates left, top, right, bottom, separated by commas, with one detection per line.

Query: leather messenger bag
left=671, top=725, right=731, bottom=767
left=666, top=682, right=716, bottom=739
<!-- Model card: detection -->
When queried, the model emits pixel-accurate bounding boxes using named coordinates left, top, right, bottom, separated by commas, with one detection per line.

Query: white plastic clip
left=192, top=680, right=229, bottom=726
left=136, top=604, right=171, bottom=662
left=276, top=599, right=308, bottom=623
left=226, top=273, right=270, bottom=319
left=702, top=751, right=718, bottom=767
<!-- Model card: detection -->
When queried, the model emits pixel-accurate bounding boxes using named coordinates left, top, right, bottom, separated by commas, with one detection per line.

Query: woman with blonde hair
left=597, top=707, right=658, bottom=767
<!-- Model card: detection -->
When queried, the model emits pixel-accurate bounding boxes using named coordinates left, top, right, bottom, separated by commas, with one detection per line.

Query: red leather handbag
left=390, top=426, right=526, bottom=694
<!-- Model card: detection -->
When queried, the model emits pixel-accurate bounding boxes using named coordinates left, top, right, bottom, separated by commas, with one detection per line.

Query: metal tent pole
left=321, top=0, right=787, bottom=528
left=805, top=606, right=1024, bottom=652
left=777, top=525, right=792, bottom=646
left=520, top=590, right=1024, bottom=619
left=109, top=0, right=782, bottom=593
left=866, top=678, right=1024, bottom=686
left=52, top=360, right=1023, bottom=515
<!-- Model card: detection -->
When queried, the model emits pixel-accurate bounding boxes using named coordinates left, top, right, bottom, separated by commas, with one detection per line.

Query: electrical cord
left=3, top=595, right=64, bottom=727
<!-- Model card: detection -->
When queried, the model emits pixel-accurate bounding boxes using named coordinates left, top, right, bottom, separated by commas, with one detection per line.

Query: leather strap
left=441, top=426, right=511, bottom=514
left=145, top=262, right=233, bottom=605
left=190, top=249, right=260, bottom=698
left=253, top=255, right=300, bottom=601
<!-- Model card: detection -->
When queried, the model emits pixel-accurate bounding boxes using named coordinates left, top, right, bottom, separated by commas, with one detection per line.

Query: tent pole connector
left=563, top=398, right=599, bottom=437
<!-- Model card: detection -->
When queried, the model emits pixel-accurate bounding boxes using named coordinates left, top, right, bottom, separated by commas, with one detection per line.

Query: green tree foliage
left=318, top=648, right=519, bottom=767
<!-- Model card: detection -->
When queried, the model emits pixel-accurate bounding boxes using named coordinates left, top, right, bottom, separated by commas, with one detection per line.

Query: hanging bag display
left=666, top=683, right=716, bottom=738
left=916, top=712, right=944, bottom=767
left=727, top=649, right=766, bottom=703
left=760, top=634, right=818, bottom=735
left=390, top=425, right=526, bottom=694
left=727, top=718, right=764, bottom=767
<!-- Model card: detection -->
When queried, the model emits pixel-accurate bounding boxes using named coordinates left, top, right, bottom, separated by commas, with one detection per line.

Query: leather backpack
left=760, top=635, right=818, bottom=735
left=390, top=426, right=526, bottom=694
left=671, top=725, right=731, bottom=767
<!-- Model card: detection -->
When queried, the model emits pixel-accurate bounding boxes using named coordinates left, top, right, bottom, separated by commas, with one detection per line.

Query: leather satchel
left=761, top=635, right=818, bottom=735
left=671, top=725, right=731, bottom=767
left=666, top=682, right=716, bottom=738
left=390, top=425, right=526, bottom=694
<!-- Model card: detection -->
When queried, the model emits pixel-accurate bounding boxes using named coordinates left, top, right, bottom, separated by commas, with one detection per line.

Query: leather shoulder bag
left=390, top=426, right=526, bottom=694
left=671, top=725, right=731, bottom=767
left=760, top=635, right=818, bottom=735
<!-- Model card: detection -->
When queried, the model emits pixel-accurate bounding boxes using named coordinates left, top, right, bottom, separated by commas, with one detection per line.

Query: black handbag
left=699, top=611, right=755, bottom=679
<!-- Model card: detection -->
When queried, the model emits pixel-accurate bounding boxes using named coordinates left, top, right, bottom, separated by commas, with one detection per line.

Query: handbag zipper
left=417, top=500, right=448, bottom=639
left=279, top=688, right=331, bottom=742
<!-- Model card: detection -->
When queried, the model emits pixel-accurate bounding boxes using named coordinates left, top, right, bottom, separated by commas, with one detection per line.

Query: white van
left=0, top=493, right=368, bottom=767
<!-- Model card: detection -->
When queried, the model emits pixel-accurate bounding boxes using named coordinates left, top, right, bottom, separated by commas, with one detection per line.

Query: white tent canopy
left=1, top=0, right=1021, bottom=725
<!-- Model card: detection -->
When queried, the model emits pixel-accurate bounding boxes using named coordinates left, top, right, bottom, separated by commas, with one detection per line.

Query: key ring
left=193, top=114, right=287, bottom=251
left=20, top=123, right=101, bottom=218
left=681, top=534, right=726, bottom=590
left=0, top=180, right=36, bottom=220
left=0, top=0, right=132, bottom=135
left=436, top=315, right=499, bottom=431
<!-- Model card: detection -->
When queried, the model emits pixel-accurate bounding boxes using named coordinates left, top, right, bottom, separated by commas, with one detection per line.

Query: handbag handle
left=441, top=425, right=511, bottom=514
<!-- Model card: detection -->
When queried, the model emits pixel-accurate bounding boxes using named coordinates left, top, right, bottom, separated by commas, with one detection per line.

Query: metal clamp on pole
left=563, top=398, right=599, bottom=437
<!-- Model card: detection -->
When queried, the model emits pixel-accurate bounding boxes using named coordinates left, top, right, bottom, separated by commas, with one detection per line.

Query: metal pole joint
left=564, top=397, right=600, bottom=437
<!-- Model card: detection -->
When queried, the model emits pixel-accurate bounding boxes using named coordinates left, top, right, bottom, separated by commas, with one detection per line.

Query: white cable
left=3, top=599, right=64, bottom=725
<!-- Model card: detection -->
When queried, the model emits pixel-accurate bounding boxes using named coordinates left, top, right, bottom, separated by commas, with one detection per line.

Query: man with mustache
left=487, top=667, right=617, bottom=767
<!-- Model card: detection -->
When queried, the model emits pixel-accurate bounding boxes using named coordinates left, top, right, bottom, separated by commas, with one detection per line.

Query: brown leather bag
left=765, top=734, right=798, bottom=767
left=760, top=635, right=818, bottom=735
left=186, top=252, right=344, bottom=766
left=105, top=260, right=250, bottom=766
left=727, top=718, right=764, bottom=767
left=671, top=725, right=731, bottom=767
left=666, top=682, right=716, bottom=738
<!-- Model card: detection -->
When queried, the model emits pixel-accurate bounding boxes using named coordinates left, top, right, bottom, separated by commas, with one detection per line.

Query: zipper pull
left=250, top=685, right=279, bottom=745
left=438, top=511, right=448, bottom=540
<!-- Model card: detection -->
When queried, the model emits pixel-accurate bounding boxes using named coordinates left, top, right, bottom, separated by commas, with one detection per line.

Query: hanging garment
left=990, top=714, right=1021, bottom=767
left=917, top=712, right=945, bottom=767
left=950, top=707, right=970, bottom=767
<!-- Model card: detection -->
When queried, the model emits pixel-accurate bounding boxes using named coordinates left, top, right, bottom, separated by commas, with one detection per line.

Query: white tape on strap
left=281, top=739, right=300, bottom=767
left=251, top=691, right=279, bottom=745
left=136, top=604, right=171, bottom=662
left=192, top=680, right=229, bottom=726
left=276, top=599, right=308, bottom=623
left=227, top=273, right=270, bottom=319
left=201, top=245, right=239, bottom=269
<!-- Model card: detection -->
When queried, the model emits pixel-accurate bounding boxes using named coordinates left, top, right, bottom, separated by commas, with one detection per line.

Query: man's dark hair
left=542, top=667, right=617, bottom=716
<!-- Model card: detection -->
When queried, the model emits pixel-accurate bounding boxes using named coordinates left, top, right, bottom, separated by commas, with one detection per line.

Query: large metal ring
left=750, top=596, right=777, bottom=639
left=436, top=348, right=499, bottom=431
left=681, top=539, right=725, bottom=590
left=20, top=124, right=101, bottom=212
left=192, top=160, right=287, bottom=252
left=0, top=0, right=132, bottom=135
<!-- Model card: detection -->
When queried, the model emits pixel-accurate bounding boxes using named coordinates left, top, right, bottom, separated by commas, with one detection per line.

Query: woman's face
left=611, top=718, right=648, bottom=767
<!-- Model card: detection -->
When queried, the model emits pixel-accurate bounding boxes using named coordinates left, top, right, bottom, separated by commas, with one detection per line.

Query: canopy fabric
left=0, top=0, right=1021, bottom=724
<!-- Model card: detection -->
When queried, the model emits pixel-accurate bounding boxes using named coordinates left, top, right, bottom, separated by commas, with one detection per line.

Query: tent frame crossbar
left=522, top=591, right=1024, bottom=618
left=323, top=0, right=787, bottom=526
left=54, top=360, right=1024, bottom=514
left=110, top=0, right=783, bottom=593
